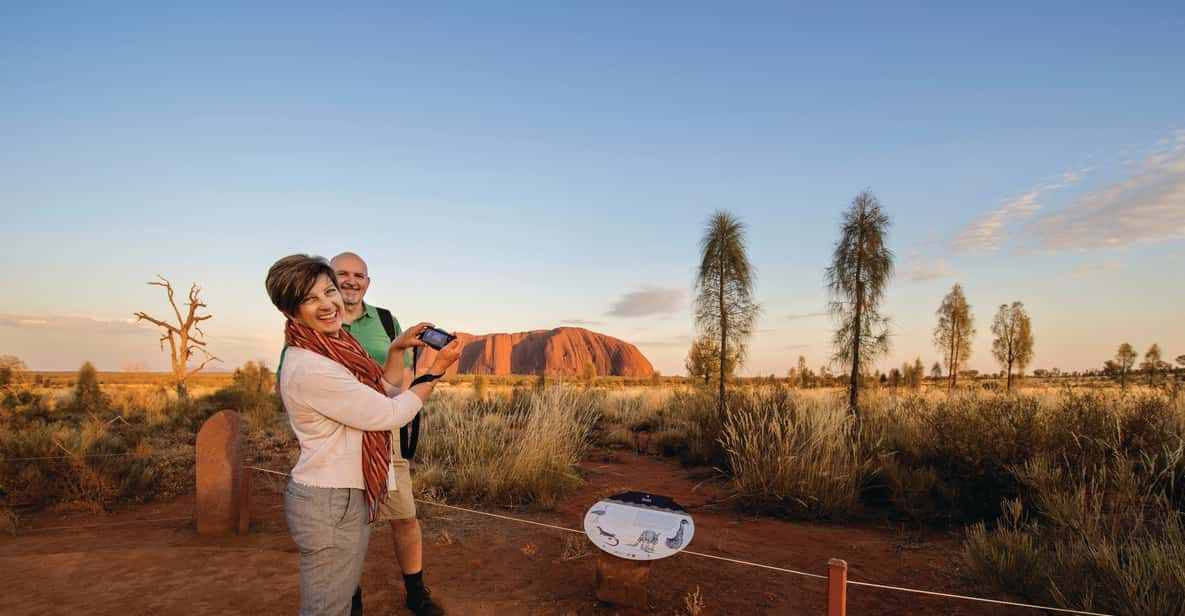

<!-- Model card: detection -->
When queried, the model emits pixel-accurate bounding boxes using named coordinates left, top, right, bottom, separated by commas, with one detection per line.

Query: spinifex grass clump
left=413, top=386, right=600, bottom=508
left=959, top=392, right=1185, bottom=615
left=870, top=391, right=1043, bottom=523
left=721, top=386, right=876, bottom=520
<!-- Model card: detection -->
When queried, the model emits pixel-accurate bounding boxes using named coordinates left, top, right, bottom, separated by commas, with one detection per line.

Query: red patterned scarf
left=281, top=319, right=391, bottom=523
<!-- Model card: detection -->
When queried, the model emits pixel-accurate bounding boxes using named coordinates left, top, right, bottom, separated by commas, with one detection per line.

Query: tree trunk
left=848, top=211, right=865, bottom=418
left=946, top=326, right=956, bottom=392
left=1006, top=358, right=1013, bottom=391
left=849, top=268, right=862, bottom=418
left=717, top=247, right=727, bottom=421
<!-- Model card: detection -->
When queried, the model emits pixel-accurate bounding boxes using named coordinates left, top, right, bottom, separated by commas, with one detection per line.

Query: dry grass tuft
left=414, top=386, right=600, bottom=508
left=681, top=585, right=706, bottom=616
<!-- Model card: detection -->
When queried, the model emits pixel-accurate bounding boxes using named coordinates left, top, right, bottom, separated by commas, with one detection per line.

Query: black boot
left=403, top=571, right=444, bottom=616
left=350, top=585, right=362, bottom=616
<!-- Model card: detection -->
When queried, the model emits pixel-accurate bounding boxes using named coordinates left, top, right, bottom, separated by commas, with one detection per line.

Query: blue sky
left=2, top=2, right=1183, bottom=375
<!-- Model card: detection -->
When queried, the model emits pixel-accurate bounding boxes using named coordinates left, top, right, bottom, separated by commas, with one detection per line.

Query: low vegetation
left=4, top=361, right=1183, bottom=611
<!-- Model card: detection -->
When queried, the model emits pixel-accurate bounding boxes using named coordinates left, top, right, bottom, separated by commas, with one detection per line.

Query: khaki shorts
left=379, top=457, right=416, bottom=521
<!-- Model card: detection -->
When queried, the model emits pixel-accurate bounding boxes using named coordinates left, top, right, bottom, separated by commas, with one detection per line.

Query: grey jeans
left=285, top=481, right=370, bottom=616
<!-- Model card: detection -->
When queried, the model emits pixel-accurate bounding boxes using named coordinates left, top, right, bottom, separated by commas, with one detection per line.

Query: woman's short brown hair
left=266, top=254, right=338, bottom=316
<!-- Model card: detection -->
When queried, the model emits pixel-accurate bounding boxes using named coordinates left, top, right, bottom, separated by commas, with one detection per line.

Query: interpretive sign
left=583, top=491, right=694, bottom=561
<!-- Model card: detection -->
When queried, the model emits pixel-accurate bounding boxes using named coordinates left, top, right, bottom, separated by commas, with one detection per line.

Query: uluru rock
left=413, top=327, right=654, bottom=377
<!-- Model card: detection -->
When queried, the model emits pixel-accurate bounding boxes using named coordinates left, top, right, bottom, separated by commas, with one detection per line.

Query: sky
left=2, top=2, right=1184, bottom=376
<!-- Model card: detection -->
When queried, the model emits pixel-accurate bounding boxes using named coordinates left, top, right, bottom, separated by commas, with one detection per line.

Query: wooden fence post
left=827, top=558, right=847, bottom=616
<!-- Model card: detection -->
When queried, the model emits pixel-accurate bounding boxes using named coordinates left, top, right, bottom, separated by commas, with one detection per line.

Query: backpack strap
left=376, top=306, right=399, bottom=341
left=376, top=305, right=421, bottom=460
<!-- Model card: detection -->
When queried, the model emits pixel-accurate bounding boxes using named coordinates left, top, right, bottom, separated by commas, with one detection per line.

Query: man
left=331, top=251, right=443, bottom=616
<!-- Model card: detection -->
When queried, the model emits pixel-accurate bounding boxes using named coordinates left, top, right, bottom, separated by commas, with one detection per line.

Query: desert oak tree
left=934, top=283, right=974, bottom=391
left=825, top=190, right=893, bottom=416
left=991, top=301, right=1034, bottom=391
left=694, top=211, right=758, bottom=418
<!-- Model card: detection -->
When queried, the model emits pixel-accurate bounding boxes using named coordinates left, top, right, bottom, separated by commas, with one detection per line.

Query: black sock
left=403, top=570, right=425, bottom=597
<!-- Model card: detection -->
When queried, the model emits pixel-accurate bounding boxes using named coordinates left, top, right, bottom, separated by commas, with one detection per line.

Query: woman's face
left=291, top=274, right=345, bottom=336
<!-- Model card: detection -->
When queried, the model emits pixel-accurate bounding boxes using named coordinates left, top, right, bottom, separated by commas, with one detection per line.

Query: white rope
left=678, top=548, right=826, bottom=580
left=21, top=516, right=194, bottom=533
left=2, top=452, right=135, bottom=462
left=846, top=580, right=1115, bottom=616
left=244, top=466, right=1114, bottom=615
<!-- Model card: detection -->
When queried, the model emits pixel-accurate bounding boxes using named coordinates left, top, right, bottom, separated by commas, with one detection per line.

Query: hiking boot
left=406, top=587, right=446, bottom=616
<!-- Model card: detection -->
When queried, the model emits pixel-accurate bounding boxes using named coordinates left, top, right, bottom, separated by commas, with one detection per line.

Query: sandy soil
left=0, top=451, right=1030, bottom=615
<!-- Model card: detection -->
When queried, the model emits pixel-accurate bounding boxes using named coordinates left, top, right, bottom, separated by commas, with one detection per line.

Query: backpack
left=377, top=307, right=421, bottom=460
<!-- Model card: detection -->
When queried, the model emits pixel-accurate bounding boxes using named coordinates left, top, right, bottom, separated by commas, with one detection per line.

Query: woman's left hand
left=390, top=322, right=434, bottom=352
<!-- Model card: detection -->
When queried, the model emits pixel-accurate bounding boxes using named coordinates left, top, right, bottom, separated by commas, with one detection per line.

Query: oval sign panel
left=584, top=491, right=695, bottom=561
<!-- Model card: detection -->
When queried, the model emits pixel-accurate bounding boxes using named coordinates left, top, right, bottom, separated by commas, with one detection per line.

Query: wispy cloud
left=1029, top=136, right=1185, bottom=251
left=561, top=319, right=604, bottom=327
left=951, top=169, right=1088, bottom=254
left=900, top=256, right=958, bottom=282
left=785, top=311, right=827, bottom=321
left=1070, top=260, right=1128, bottom=277
left=0, top=313, right=148, bottom=331
left=632, top=334, right=693, bottom=349
left=607, top=286, right=687, bottom=318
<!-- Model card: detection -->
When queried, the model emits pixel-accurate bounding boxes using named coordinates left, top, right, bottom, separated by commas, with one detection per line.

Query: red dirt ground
left=1, top=452, right=1031, bottom=615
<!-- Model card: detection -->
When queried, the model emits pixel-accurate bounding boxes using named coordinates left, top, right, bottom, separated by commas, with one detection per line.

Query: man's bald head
left=331, top=252, right=370, bottom=307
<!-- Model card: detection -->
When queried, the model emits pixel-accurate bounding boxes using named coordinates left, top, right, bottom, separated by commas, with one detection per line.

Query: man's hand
left=390, top=322, right=434, bottom=353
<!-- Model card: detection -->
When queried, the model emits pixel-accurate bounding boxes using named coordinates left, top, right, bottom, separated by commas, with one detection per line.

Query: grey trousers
left=285, top=481, right=370, bottom=616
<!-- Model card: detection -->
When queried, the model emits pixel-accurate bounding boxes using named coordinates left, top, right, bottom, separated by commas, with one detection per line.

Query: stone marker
left=196, top=409, right=249, bottom=535
left=595, top=552, right=651, bottom=609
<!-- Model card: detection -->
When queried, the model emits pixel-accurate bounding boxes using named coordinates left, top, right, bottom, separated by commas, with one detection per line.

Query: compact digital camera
left=417, top=326, right=457, bottom=351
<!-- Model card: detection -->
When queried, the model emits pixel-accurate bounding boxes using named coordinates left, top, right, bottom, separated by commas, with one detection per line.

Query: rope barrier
left=844, top=580, right=1114, bottom=616
left=245, top=466, right=1112, bottom=614
left=1, top=452, right=135, bottom=462
left=19, top=516, right=194, bottom=534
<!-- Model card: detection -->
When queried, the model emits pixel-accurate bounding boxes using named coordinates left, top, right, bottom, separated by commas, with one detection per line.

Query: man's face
left=332, top=254, right=370, bottom=307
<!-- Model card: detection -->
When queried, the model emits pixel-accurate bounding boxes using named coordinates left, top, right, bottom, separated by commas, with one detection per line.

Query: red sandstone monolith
left=595, top=552, right=651, bottom=609
left=196, top=409, right=248, bottom=535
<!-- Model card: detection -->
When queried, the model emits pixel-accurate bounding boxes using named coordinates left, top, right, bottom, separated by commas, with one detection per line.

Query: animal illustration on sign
left=583, top=491, right=695, bottom=561
left=626, top=530, right=660, bottom=553
left=665, top=519, right=689, bottom=550
left=588, top=508, right=619, bottom=545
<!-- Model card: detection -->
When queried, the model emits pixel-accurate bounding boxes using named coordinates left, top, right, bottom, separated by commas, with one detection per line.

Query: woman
left=265, top=254, right=461, bottom=616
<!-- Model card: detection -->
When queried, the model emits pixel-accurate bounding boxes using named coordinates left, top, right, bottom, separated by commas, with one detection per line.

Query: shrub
left=959, top=391, right=1185, bottom=615
left=68, top=361, right=109, bottom=418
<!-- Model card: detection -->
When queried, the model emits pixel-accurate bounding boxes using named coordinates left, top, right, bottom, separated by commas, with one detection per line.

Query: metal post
left=827, top=558, right=847, bottom=616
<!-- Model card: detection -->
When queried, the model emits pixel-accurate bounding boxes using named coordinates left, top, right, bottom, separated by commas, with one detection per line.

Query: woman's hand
left=429, top=338, right=464, bottom=374
left=390, top=322, right=434, bottom=353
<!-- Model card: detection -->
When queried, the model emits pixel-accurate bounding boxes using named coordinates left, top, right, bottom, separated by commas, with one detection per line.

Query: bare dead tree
left=133, top=276, right=221, bottom=401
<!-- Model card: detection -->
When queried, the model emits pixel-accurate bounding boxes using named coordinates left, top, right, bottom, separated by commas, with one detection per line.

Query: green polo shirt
left=344, top=302, right=412, bottom=367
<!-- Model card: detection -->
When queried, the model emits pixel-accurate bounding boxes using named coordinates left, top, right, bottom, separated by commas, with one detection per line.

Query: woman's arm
left=285, top=334, right=462, bottom=431
left=285, top=355, right=423, bottom=432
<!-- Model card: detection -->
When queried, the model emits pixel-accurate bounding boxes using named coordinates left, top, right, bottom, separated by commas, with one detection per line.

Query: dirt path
left=1, top=451, right=1029, bottom=615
